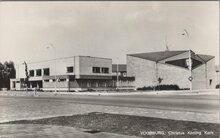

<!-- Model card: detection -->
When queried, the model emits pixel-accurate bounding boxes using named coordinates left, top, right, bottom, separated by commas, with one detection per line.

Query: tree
left=0, top=61, right=16, bottom=89
left=0, top=62, right=4, bottom=88
left=23, top=61, right=29, bottom=90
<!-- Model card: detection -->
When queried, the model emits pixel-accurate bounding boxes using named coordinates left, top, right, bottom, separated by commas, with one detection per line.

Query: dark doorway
left=30, top=81, right=43, bottom=89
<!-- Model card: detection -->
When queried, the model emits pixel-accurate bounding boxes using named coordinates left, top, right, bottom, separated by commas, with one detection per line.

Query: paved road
left=1, top=93, right=219, bottom=114
left=0, top=93, right=219, bottom=123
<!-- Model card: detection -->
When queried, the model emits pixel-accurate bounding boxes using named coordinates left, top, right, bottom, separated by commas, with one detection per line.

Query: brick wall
left=192, top=58, right=216, bottom=89
left=127, top=55, right=217, bottom=90
left=192, top=63, right=206, bottom=89
left=127, top=55, right=157, bottom=88
left=206, top=59, right=217, bottom=89
left=158, top=63, right=189, bottom=89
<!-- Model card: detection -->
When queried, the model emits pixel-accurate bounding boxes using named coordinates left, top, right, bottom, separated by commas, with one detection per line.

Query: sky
left=0, top=1, right=219, bottom=65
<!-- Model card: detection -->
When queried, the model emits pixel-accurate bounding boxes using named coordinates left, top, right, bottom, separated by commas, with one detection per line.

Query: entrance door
left=30, top=81, right=43, bottom=89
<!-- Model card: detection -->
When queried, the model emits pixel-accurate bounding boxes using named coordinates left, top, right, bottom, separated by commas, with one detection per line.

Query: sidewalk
left=0, top=89, right=219, bottom=97
left=0, top=124, right=138, bottom=138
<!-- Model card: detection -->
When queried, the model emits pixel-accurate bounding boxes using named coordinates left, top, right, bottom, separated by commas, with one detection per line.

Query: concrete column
left=10, top=81, right=13, bottom=90
left=30, top=83, right=32, bottom=88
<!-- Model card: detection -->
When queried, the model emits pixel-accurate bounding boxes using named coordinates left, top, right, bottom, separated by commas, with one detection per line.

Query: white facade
left=16, top=56, right=112, bottom=79
left=11, top=56, right=113, bottom=91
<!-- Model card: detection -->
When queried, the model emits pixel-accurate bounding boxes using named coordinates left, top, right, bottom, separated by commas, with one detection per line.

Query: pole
left=188, top=50, right=192, bottom=91
left=55, top=48, right=57, bottom=93
left=46, top=43, right=57, bottom=93
left=182, top=29, right=192, bottom=90
left=116, top=58, right=119, bottom=90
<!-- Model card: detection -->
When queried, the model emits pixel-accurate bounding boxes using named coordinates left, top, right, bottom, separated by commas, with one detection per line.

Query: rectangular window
left=43, top=68, right=50, bottom=76
left=29, top=70, right=34, bottom=77
left=36, top=69, right=42, bottom=76
left=92, top=67, right=101, bottom=73
left=44, top=80, right=49, bottom=82
left=102, top=67, right=109, bottom=73
left=67, top=66, right=74, bottom=73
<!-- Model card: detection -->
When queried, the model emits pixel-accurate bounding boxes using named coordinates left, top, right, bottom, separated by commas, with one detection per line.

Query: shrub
left=216, top=84, right=220, bottom=89
left=136, top=86, right=153, bottom=91
left=155, top=84, right=180, bottom=90
left=137, top=84, right=180, bottom=91
left=87, top=88, right=95, bottom=92
left=180, top=88, right=190, bottom=90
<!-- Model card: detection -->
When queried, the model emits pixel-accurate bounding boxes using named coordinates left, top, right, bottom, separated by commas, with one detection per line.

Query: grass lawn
left=2, top=112, right=219, bottom=138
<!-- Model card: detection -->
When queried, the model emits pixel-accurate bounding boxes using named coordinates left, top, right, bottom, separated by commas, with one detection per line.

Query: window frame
left=92, top=67, right=101, bottom=73
left=67, top=66, right=74, bottom=73
left=29, top=70, right=34, bottom=77
left=101, top=67, right=109, bottom=74
left=43, top=68, right=50, bottom=76
left=36, top=69, right=42, bottom=76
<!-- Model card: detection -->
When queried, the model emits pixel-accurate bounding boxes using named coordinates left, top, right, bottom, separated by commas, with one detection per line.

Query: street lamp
left=185, top=51, right=193, bottom=91
left=116, top=57, right=119, bottom=90
left=46, top=43, right=57, bottom=93
left=182, top=29, right=192, bottom=91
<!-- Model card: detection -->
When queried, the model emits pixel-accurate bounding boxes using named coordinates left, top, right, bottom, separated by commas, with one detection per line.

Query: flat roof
left=22, top=55, right=111, bottom=65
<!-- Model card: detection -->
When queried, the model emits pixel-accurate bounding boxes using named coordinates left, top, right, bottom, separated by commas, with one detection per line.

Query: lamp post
left=182, top=29, right=192, bottom=91
left=116, top=57, right=119, bottom=90
left=46, top=43, right=57, bottom=93
left=186, top=50, right=193, bottom=91
left=189, top=53, right=192, bottom=91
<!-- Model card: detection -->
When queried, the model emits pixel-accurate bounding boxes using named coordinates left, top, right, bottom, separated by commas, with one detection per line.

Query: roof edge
left=196, top=54, right=215, bottom=63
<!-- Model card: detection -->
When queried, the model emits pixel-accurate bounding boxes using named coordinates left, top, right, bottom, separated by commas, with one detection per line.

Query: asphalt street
left=1, top=93, right=219, bottom=114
